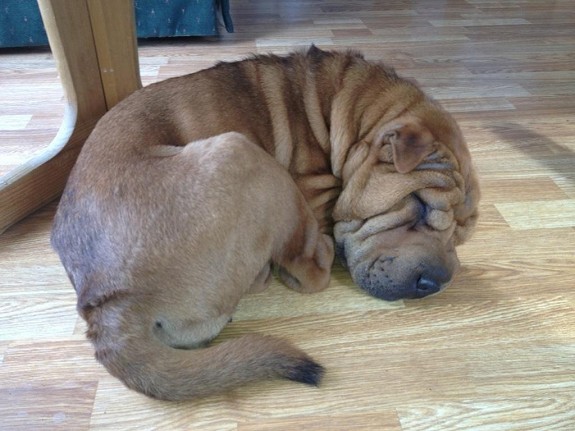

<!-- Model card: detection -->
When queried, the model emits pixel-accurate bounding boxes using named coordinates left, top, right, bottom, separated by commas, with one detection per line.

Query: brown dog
left=51, top=46, right=480, bottom=400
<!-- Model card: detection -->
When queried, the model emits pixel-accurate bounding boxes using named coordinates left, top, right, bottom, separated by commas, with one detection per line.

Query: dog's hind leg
left=153, top=314, right=231, bottom=349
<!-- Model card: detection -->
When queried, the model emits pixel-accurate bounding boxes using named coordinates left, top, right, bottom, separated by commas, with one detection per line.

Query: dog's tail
left=89, top=319, right=324, bottom=401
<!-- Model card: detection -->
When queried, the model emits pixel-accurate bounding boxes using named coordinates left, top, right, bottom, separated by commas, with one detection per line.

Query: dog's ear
left=382, top=120, right=436, bottom=174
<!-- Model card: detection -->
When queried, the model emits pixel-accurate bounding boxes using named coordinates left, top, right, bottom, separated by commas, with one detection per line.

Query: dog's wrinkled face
left=332, top=106, right=480, bottom=301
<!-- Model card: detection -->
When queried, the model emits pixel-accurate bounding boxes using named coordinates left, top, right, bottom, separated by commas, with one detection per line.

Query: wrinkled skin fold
left=331, top=109, right=480, bottom=300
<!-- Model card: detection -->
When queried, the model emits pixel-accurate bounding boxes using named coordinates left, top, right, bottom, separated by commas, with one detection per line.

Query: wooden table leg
left=0, top=0, right=141, bottom=234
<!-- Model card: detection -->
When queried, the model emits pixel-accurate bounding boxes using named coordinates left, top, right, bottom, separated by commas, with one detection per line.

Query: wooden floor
left=1, top=0, right=575, bottom=429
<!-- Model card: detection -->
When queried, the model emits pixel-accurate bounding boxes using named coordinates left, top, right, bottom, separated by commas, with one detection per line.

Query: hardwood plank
left=0, top=381, right=97, bottom=431
left=0, top=294, right=77, bottom=341
left=438, top=98, right=516, bottom=114
left=0, top=115, right=32, bottom=130
left=238, top=413, right=402, bottom=431
left=0, top=340, right=101, bottom=430
left=398, top=393, right=575, bottom=431
left=479, top=178, right=569, bottom=203
left=1, top=340, right=103, bottom=380
left=1, top=0, right=574, bottom=429
left=469, top=343, right=575, bottom=394
left=429, top=18, right=531, bottom=27
left=495, top=199, right=575, bottom=230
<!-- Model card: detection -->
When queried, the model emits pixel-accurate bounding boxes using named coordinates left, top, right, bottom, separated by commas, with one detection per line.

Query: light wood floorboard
left=1, top=0, right=574, bottom=429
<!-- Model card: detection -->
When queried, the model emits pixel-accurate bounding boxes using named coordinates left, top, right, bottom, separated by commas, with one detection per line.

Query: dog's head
left=330, top=87, right=480, bottom=301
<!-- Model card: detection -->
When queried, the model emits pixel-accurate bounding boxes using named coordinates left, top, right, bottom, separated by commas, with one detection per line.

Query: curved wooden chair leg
left=0, top=0, right=141, bottom=234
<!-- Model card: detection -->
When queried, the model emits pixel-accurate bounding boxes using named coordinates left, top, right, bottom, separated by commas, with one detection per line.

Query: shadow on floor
left=488, top=122, right=575, bottom=187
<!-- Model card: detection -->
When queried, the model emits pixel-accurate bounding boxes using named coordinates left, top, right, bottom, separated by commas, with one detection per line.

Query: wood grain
left=87, top=0, right=142, bottom=109
left=1, top=0, right=574, bottom=429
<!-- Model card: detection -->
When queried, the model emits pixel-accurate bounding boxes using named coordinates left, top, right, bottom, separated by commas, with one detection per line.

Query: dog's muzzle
left=334, top=221, right=460, bottom=301
left=349, top=253, right=455, bottom=301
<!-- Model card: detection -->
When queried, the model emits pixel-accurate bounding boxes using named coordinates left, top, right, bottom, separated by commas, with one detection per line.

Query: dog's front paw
left=277, top=234, right=334, bottom=294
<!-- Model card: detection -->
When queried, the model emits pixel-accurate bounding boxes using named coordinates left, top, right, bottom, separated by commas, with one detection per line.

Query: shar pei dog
left=51, top=46, right=480, bottom=401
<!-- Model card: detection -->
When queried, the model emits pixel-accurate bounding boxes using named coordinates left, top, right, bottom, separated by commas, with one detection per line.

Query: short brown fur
left=52, top=47, right=479, bottom=400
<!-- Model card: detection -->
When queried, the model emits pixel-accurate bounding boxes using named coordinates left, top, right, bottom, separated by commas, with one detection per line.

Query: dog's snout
left=351, top=255, right=456, bottom=301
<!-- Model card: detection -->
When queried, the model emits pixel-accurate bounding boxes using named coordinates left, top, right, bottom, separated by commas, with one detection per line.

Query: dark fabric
left=0, top=1, right=48, bottom=47
left=134, top=0, right=231, bottom=38
left=0, top=0, right=234, bottom=48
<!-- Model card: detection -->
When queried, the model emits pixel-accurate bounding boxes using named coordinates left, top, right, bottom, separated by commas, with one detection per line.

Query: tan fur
left=51, top=47, right=480, bottom=401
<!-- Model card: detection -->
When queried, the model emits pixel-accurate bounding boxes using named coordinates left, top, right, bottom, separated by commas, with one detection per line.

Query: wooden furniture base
left=0, top=0, right=141, bottom=233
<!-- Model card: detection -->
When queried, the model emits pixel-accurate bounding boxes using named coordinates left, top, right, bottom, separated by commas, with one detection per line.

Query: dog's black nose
left=415, top=275, right=442, bottom=297
left=414, top=263, right=452, bottom=298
